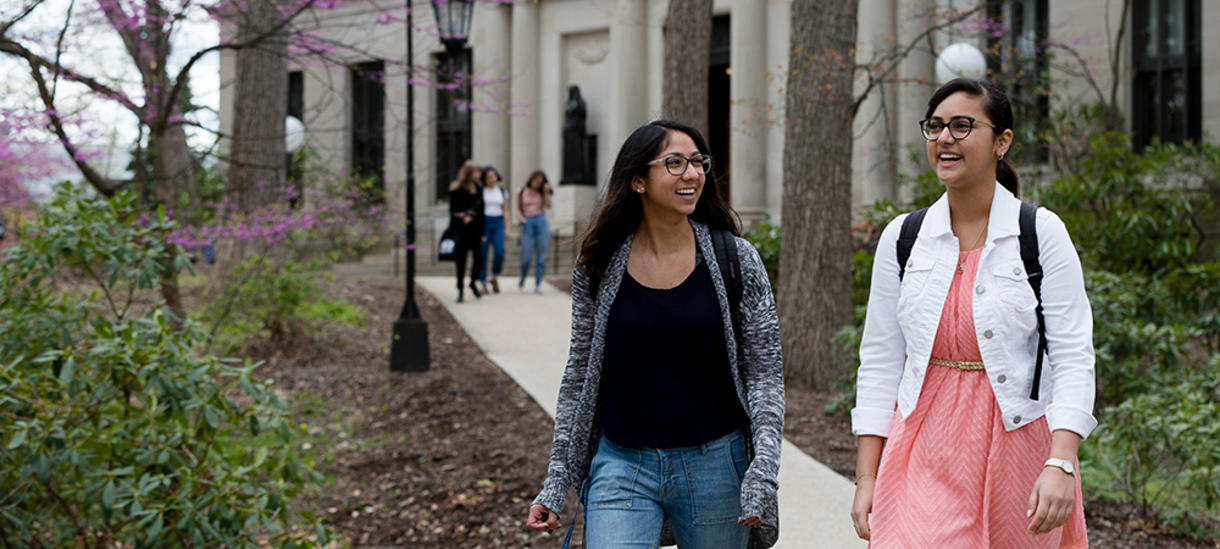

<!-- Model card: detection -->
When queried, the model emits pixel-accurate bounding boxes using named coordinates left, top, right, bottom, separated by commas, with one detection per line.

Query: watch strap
left=1043, top=458, right=1075, bottom=475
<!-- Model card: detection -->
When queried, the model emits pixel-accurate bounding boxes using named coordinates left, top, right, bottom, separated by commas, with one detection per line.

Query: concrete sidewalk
left=416, top=276, right=866, bottom=548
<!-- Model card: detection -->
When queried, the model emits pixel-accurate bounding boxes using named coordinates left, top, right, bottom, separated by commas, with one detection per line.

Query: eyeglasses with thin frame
left=647, top=154, right=713, bottom=176
left=918, top=116, right=996, bottom=141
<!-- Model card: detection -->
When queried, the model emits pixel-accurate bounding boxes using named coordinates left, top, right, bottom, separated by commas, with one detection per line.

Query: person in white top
left=479, top=166, right=509, bottom=294
left=850, top=79, right=1095, bottom=547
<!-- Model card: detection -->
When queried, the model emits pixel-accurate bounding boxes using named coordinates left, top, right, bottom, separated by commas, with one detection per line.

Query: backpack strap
left=711, top=228, right=744, bottom=347
left=896, top=208, right=929, bottom=281
left=1018, top=202, right=1047, bottom=401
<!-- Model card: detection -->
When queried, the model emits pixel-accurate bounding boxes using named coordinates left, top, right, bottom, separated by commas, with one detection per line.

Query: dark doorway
left=434, top=49, right=473, bottom=202
left=709, top=15, right=731, bottom=201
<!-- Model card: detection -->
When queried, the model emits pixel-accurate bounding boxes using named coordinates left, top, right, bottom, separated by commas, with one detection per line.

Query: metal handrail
left=392, top=214, right=587, bottom=277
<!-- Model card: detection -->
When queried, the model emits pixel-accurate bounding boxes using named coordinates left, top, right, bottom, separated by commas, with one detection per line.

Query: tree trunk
left=779, top=0, right=858, bottom=389
left=229, top=0, right=288, bottom=211
left=661, top=0, right=712, bottom=136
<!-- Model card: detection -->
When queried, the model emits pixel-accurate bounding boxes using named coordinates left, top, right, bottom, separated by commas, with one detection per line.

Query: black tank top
left=599, top=256, right=747, bottom=449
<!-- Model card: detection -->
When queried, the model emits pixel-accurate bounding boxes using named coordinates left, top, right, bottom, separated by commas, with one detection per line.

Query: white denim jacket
left=851, top=184, right=1098, bottom=439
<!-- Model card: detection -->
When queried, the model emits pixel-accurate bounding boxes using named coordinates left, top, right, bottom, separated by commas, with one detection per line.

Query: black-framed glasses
left=918, top=116, right=996, bottom=141
left=647, top=154, right=712, bottom=176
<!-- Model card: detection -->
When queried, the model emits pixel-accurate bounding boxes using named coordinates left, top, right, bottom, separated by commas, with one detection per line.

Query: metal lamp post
left=391, top=0, right=475, bottom=372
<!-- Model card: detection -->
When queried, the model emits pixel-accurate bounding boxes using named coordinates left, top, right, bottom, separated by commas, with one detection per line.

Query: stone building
left=218, top=0, right=1218, bottom=233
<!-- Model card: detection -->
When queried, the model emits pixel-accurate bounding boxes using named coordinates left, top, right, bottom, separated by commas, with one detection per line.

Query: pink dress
left=869, top=248, right=1088, bottom=548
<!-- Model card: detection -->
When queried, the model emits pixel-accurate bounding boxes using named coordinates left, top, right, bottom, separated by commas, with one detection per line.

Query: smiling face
left=634, top=130, right=705, bottom=218
left=925, top=91, right=1013, bottom=190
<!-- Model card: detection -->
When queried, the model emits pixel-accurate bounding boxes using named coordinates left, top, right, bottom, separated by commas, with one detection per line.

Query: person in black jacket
left=448, top=160, right=486, bottom=302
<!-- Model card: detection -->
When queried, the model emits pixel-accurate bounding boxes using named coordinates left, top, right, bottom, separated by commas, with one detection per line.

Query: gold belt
left=930, top=358, right=986, bottom=371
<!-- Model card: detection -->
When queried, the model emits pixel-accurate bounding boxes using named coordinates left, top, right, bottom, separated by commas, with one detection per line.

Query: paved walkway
left=416, top=276, right=866, bottom=548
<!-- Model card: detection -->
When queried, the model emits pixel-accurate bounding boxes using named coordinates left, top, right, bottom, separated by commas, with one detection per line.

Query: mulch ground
left=233, top=272, right=1213, bottom=548
left=232, top=274, right=578, bottom=547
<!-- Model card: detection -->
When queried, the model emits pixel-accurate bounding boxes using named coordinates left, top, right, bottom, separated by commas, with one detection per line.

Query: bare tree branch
left=0, top=37, right=142, bottom=113
left=21, top=53, right=122, bottom=195
left=851, top=5, right=986, bottom=118
left=49, top=0, right=75, bottom=105
left=1106, top=0, right=1130, bottom=112
left=159, top=0, right=319, bottom=131
left=0, top=0, right=43, bottom=36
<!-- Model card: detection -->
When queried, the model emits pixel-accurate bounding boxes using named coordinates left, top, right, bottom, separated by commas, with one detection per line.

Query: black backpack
left=710, top=228, right=744, bottom=347
left=895, top=202, right=1048, bottom=400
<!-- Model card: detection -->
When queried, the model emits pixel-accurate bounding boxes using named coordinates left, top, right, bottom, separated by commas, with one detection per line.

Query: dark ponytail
left=997, top=156, right=1019, bottom=198
left=926, top=78, right=1020, bottom=197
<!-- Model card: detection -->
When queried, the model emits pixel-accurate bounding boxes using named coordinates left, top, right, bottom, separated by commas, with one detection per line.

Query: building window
left=351, top=60, right=386, bottom=203
left=287, top=71, right=304, bottom=206
left=288, top=71, right=304, bottom=120
left=1132, top=0, right=1201, bottom=149
left=986, top=0, right=1049, bottom=163
left=434, top=49, right=472, bottom=202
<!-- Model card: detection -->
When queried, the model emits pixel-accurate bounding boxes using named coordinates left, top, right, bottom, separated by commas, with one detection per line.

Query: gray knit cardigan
left=532, top=220, right=785, bottom=548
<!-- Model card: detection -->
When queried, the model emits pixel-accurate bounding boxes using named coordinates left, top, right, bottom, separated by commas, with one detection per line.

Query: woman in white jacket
left=850, top=79, right=1095, bottom=548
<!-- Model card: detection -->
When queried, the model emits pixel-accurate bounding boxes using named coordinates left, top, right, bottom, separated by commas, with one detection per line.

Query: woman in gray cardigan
left=525, top=120, right=785, bottom=548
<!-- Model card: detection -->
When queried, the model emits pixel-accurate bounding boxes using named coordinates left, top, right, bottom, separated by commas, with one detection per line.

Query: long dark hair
left=481, top=165, right=502, bottom=187
left=925, top=78, right=1019, bottom=197
left=520, top=170, right=552, bottom=209
left=576, top=120, right=740, bottom=287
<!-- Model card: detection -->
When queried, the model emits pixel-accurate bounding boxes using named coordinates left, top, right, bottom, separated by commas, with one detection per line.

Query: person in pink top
left=517, top=170, right=552, bottom=293
left=851, top=79, right=1096, bottom=548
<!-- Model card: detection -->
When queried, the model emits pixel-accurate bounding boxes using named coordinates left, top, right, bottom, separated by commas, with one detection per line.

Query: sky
left=0, top=1, right=222, bottom=191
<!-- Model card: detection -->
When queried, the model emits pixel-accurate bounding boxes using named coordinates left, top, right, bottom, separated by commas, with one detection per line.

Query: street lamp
left=391, top=0, right=475, bottom=372
left=285, top=115, right=306, bottom=154
left=431, top=0, right=474, bottom=58
left=935, top=42, right=987, bottom=84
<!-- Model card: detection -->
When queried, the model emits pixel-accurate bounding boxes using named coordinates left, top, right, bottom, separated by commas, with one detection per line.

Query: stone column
left=646, top=0, right=666, bottom=119
left=852, top=0, right=899, bottom=210
left=510, top=1, right=541, bottom=196
left=730, top=0, right=767, bottom=222
left=1205, top=1, right=1220, bottom=142
left=896, top=0, right=937, bottom=204
left=764, top=0, right=790, bottom=224
left=473, top=3, right=512, bottom=187
left=608, top=0, right=648, bottom=159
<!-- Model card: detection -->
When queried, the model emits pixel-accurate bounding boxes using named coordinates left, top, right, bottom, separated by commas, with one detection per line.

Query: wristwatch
left=1044, top=458, right=1076, bottom=476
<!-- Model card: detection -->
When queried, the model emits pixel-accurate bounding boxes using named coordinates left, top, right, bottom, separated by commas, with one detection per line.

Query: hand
left=481, top=236, right=487, bottom=243
left=1027, top=466, right=1075, bottom=535
left=850, top=476, right=876, bottom=540
left=738, top=516, right=762, bottom=527
left=526, top=504, right=561, bottom=533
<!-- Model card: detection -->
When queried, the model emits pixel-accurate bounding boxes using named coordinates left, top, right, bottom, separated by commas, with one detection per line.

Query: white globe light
left=285, top=115, right=306, bottom=153
left=935, top=42, right=987, bottom=84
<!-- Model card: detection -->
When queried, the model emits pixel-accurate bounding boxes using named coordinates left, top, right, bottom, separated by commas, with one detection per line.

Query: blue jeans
left=519, top=214, right=549, bottom=287
left=584, top=430, right=751, bottom=549
left=480, top=215, right=505, bottom=283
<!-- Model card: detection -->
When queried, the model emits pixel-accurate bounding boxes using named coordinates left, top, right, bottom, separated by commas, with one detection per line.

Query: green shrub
left=1086, top=363, right=1220, bottom=537
left=0, top=186, right=327, bottom=547
left=194, top=257, right=364, bottom=355
left=743, top=221, right=780, bottom=288
left=1032, top=132, right=1218, bottom=275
